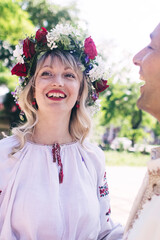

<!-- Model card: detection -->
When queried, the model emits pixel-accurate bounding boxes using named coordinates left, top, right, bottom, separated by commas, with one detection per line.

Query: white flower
left=47, top=41, right=58, bottom=50
left=54, top=23, right=78, bottom=36
left=47, top=23, right=80, bottom=49
left=13, top=45, right=24, bottom=64
left=89, top=56, right=109, bottom=82
left=88, top=99, right=101, bottom=116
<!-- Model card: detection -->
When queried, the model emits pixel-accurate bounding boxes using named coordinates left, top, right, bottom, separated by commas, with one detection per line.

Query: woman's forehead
left=42, top=55, right=62, bottom=66
left=42, top=55, right=74, bottom=70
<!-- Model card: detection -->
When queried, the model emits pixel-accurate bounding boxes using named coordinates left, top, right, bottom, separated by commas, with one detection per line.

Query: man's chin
left=137, top=97, right=148, bottom=113
left=136, top=97, right=144, bottom=110
left=137, top=97, right=153, bottom=116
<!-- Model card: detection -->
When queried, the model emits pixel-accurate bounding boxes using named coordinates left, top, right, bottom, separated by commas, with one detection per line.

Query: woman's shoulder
left=0, top=135, right=20, bottom=193
left=0, top=134, right=19, bottom=146
left=81, top=139, right=106, bottom=171
left=83, top=139, right=105, bottom=158
left=0, top=135, right=19, bottom=157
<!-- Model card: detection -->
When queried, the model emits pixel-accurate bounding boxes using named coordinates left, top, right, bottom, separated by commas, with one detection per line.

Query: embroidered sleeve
left=99, top=172, right=109, bottom=198
left=97, top=160, right=123, bottom=240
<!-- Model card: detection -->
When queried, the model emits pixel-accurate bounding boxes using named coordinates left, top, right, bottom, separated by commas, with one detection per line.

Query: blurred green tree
left=0, top=0, right=34, bottom=45
left=20, top=0, right=79, bottom=30
left=99, top=78, right=153, bottom=146
left=0, top=62, right=17, bottom=90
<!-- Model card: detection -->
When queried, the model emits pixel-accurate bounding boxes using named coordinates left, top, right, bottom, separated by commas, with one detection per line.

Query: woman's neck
left=31, top=111, right=73, bottom=145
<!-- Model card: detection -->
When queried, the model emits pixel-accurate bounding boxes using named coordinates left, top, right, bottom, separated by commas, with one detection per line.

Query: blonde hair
left=11, top=50, right=91, bottom=154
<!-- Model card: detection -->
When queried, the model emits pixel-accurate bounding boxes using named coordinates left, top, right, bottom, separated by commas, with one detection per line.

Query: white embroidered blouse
left=0, top=136, right=123, bottom=240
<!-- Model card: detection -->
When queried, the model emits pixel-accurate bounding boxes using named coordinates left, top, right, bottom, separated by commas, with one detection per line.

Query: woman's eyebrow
left=42, top=65, right=51, bottom=68
left=64, top=66, right=73, bottom=70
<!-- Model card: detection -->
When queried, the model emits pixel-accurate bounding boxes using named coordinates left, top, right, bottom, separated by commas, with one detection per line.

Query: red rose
left=93, top=79, right=109, bottom=93
left=23, top=38, right=36, bottom=59
left=35, top=27, right=47, bottom=44
left=11, top=63, right=27, bottom=77
left=84, top=36, right=97, bottom=60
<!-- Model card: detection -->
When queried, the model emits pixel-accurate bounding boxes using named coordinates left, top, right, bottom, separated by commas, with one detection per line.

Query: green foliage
left=0, top=61, right=18, bottom=90
left=153, top=121, right=160, bottom=137
left=119, top=125, right=149, bottom=144
left=0, top=40, right=15, bottom=68
left=0, top=0, right=34, bottom=45
left=104, top=150, right=149, bottom=166
left=21, top=0, right=79, bottom=29
left=100, top=79, right=141, bottom=125
left=99, top=77, right=156, bottom=146
left=141, top=111, right=157, bottom=128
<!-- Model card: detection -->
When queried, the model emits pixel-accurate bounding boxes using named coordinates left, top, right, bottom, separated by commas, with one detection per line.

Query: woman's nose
left=51, top=75, right=64, bottom=87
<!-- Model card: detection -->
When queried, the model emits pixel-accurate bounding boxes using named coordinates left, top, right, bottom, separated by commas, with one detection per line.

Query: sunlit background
left=53, top=0, right=160, bottom=79
left=0, top=0, right=160, bottom=225
left=1, top=0, right=160, bottom=154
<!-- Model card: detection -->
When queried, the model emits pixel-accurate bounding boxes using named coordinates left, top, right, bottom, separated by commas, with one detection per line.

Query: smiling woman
left=0, top=24, right=123, bottom=240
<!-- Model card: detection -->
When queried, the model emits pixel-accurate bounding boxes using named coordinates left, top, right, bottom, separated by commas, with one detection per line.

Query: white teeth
left=47, top=92, right=65, bottom=98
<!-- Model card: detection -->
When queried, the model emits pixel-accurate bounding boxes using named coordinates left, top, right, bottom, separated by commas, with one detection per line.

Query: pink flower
left=23, top=38, right=36, bottom=59
left=84, top=36, right=97, bottom=60
left=93, top=79, right=109, bottom=93
left=35, top=27, right=47, bottom=44
left=11, top=63, right=27, bottom=77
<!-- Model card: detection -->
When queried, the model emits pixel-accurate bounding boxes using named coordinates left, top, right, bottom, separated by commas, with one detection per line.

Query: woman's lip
left=47, top=89, right=66, bottom=95
left=47, top=97, right=65, bottom=101
left=46, top=89, right=67, bottom=101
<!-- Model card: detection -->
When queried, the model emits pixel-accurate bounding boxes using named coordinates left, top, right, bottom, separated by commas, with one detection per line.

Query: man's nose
left=133, top=48, right=146, bottom=66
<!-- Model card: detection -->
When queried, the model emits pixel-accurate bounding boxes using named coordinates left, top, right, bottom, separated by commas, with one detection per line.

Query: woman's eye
left=41, top=71, right=52, bottom=76
left=65, top=73, right=76, bottom=79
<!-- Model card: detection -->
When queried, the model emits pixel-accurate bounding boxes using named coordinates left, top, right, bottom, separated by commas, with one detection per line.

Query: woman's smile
left=46, top=89, right=67, bottom=101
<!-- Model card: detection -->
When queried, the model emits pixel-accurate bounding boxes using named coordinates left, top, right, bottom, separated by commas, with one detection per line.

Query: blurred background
left=1, top=0, right=160, bottom=225
left=1, top=0, right=160, bottom=161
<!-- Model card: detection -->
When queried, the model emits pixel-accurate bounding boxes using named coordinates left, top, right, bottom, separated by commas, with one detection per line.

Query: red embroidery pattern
left=106, top=208, right=111, bottom=222
left=52, top=143, right=64, bottom=183
left=99, top=182, right=109, bottom=197
left=106, top=208, right=111, bottom=216
left=104, top=171, right=106, bottom=181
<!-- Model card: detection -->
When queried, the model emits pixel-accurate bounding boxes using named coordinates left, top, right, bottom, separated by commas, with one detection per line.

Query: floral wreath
left=11, top=23, right=109, bottom=108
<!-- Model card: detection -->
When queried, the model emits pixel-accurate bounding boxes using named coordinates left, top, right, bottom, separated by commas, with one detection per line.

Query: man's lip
left=140, top=84, right=145, bottom=94
left=139, top=75, right=144, bottom=80
left=139, top=71, right=144, bottom=80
